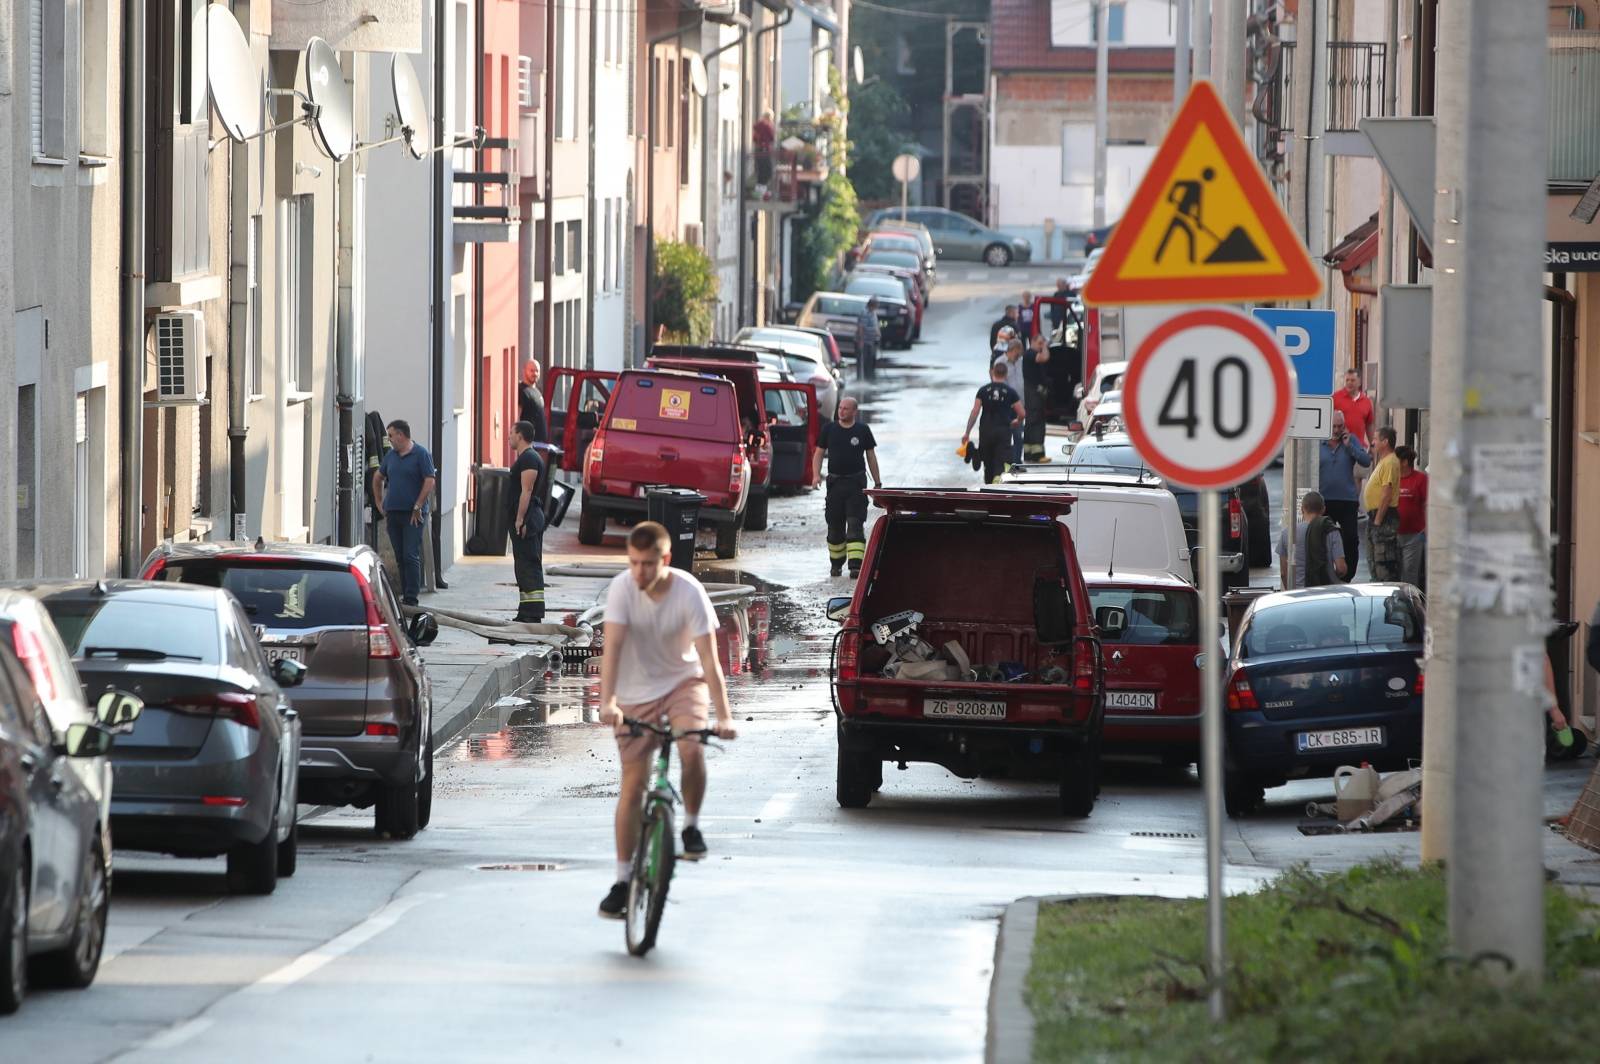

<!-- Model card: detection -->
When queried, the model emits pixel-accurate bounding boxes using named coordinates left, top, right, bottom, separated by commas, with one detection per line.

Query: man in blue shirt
left=371, top=419, right=437, bottom=605
left=1317, top=410, right=1370, bottom=582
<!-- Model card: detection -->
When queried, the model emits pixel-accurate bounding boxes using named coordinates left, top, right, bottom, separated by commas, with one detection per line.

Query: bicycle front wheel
left=624, top=802, right=675, bottom=956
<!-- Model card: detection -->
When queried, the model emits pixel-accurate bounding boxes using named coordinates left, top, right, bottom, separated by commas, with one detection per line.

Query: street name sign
left=1121, top=307, right=1297, bottom=489
left=1082, top=81, right=1322, bottom=307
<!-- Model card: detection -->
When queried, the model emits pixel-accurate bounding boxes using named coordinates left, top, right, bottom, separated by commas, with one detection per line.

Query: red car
left=1087, top=572, right=1205, bottom=767
left=827, top=490, right=1105, bottom=816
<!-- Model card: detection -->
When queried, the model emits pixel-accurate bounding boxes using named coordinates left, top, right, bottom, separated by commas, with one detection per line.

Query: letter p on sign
left=1250, top=308, right=1335, bottom=396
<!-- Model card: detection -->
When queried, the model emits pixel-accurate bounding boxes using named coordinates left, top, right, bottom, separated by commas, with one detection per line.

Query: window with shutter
left=152, top=0, right=211, bottom=281
left=31, top=0, right=67, bottom=159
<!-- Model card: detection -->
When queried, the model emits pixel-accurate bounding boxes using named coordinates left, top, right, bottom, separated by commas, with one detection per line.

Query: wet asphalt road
left=6, top=266, right=1290, bottom=1063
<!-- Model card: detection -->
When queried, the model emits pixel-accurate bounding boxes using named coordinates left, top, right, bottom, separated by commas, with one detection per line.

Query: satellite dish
left=304, top=37, right=354, bottom=161
left=688, top=54, right=708, bottom=97
left=206, top=3, right=261, bottom=141
left=391, top=53, right=429, bottom=159
left=853, top=46, right=865, bottom=86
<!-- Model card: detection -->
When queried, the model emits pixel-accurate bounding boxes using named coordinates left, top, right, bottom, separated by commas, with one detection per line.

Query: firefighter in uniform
left=509, top=421, right=548, bottom=621
left=811, top=396, right=882, bottom=578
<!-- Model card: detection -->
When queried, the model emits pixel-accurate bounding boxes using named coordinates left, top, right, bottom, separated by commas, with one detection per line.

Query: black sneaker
left=598, top=881, right=628, bottom=919
left=830, top=562, right=844, bottom=577
left=681, top=826, right=708, bottom=860
left=848, top=564, right=862, bottom=579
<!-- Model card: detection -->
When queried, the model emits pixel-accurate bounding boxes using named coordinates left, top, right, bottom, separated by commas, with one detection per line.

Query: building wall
left=1050, top=0, right=1176, bottom=46
left=591, top=0, right=635, bottom=369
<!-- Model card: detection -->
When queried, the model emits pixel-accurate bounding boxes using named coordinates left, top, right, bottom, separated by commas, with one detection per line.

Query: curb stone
left=986, top=895, right=1040, bottom=1064
left=430, top=648, right=553, bottom=748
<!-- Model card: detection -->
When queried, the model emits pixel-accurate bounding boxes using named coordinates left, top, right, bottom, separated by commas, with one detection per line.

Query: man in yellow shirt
left=1362, top=426, right=1402, bottom=581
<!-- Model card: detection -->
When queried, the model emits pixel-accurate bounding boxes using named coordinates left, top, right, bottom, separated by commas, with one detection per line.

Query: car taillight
left=1229, top=496, right=1243, bottom=538
left=838, top=630, right=860, bottom=682
left=141, top=557, right=168, bottom=580
left=584, top=432, right=606, bottom=491
left=1072, top=638, right=1097, bottom=693
left=174, top=691, right=261, bottom=729
left=350, top=566, right=401, bottom=659
left=11, top=625, right=57, bottom=703
left=365, top=722, right=400, bottom=737
left=729, top=452, right=746, bottom=495
left=1226, top=669, right=1259, bottom=711
left=1413, top=671, right=1425, bottom=696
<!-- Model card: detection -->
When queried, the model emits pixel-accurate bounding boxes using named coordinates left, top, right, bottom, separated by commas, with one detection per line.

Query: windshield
left=1089, top=588, right=1198, bottom=645
left=815, top=296, right=868, bottom=316
left=864, top=251, right=920, bottom=271
left=741, top=331, right=825, bottom=360
left=1068, top=441, right=1145, bottom=474
left=45, top=598, right=220, bottom=662
left=845, top=277, right=906, bottom=302
left=1240, top=593, right=1423, bottom=658
left=156, top=560, right=368, bottom=630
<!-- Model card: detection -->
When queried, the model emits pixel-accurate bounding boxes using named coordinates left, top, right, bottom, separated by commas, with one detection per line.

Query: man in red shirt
left=1395, top=445, right=1427, bottom=589
left=1332, top=368, right=1374, bottom=445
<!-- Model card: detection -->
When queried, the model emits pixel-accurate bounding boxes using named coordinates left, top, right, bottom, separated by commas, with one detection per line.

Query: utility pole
left=1194, top=0, right=1212, bottom=81
left=1174, top=0, right=1191, bottom=105
left=1440, top=0, right=1549, bottom=976
left=1093, top=1, right=1109, bottom=229
left=1211, top=0, right=1245, bottom=127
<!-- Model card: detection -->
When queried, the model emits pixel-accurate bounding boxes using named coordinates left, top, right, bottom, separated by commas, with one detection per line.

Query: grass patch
left=1026, top=860, right=1600, bottom=1062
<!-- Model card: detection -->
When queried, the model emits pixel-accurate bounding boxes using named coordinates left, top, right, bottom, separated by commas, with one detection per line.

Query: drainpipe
left=119, top=0, right=147, bottom=575
left=333, top=52, right=360, bottom=547
left=1547, top=280, right=1577, bottom=639
left=227, top=114, right=249, bottom=542
left=431, top=0, right=449, bottom=580
left=703, top=26, right=750, bottom=332
left=748, top=6, right=792, bottom=324
left=543, top=0, right=555, bottom=369
left=472, top=0, right=485, bottom=461
left=585, top=0, right=598, bottom=366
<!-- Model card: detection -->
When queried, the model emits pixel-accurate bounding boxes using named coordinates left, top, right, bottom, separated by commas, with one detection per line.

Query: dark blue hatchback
left=1222, top=584, right=1426, bottom=816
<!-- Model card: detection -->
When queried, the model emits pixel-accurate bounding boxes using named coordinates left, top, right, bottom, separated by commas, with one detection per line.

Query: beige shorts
left=614, top=680, right=710, bottom=767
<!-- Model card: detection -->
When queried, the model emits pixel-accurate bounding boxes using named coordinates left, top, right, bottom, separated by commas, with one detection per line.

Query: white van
left=992, top=475, right=1194, bottom=585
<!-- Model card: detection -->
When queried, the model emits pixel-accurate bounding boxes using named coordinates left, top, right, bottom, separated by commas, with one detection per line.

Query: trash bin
left=645, top=486, right=704, bottom=572
left=1223, top=587, right=1275, bottom=654
left=466, top=466, right=513, bottom=556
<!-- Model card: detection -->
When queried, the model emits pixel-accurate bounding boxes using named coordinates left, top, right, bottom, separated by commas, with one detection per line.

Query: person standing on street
left=963, top=361, right=1024, bottom=484
left=517, top=362, right=549, bottom=445
left=1363, top=426, right=1403, bottom=582
left=812, top=397, right=882, bottom=578
left=1276, top=491, right=1347, bottom=589
left=370, top=420, right=437, bottom=606
left=1396, top=445, right=1428, bottom=590
left=508, top=421, right=548, bottom=622
left=990, top=304, right=1019, bottom=350
left=1022, top=333, right=1053, bottom=463
left=1049, top=279, right=1071, bottom=331
left=1017, top=291, right=1036, bottom=340
left=1318, top=410, right=1371, bottom=581
left=1333, top=368, right=1375, bottom=499
left=596, top=522, right=738, bottom=919
left=994, top=339, right=1026, bottom=464
left=855, top=297, right=881, bottom=380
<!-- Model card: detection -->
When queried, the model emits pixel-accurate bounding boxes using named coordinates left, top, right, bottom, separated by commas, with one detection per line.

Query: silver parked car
left=864, top=206, right=1032, bottom=266
left=735, top=327, right=844, bottom=418
left=796, top=291, right=874, bottom=358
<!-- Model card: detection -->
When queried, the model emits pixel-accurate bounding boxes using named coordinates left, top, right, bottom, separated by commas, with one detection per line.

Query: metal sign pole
left=1200, top=488, right=1226, bottom=1021
left=900, top=175, right=908, bottom=222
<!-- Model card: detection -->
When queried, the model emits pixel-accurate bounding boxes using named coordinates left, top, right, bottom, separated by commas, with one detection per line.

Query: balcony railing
left=744, top=145, right=828, bottom=207
left=452, top=137, right=522, bottom=241
left=1550, top=31, right=1600, bottom=182
left=1254, top=40, right=1387, bottom=158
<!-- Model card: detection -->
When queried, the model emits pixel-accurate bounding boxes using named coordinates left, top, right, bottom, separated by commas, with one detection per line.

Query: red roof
left=991, top=0, right=1176, bottom=73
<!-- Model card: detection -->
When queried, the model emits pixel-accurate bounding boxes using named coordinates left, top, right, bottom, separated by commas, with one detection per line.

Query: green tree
left=847, top=80, right=913, bottom=203
left=792, top=68, right=862, bottom=302
left=652, top=239, right=718, bottom=343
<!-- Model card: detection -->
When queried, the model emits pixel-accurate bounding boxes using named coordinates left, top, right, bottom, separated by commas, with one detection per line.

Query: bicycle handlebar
left=620, top=716, right=729, bottom=741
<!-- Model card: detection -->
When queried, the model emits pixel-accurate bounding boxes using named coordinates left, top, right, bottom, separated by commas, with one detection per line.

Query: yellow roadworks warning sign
left=1082, top=80, right=1322, bottom=306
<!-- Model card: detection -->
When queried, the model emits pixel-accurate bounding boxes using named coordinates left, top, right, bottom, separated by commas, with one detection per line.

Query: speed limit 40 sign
left=1121, top=307, right=1296, bottom=489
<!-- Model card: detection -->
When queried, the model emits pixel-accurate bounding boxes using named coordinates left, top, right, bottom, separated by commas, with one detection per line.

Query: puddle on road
left=455, top=576, right=836, bottom=762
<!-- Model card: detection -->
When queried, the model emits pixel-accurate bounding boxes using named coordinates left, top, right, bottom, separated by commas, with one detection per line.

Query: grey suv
left=142, top=542, right=439, bottom=839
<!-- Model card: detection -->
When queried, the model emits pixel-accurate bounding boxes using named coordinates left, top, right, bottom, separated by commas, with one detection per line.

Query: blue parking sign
left=1251, top=308, right=1336, bottom=395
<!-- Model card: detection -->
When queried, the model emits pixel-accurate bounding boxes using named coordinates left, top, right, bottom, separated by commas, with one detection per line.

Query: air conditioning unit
left=154, top=311, right=206, bottom=404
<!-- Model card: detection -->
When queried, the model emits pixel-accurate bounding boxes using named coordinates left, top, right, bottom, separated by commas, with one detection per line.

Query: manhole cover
left=1129, top=831, right=1198, bottom=839
left=475, top=862, right=568, bottom=872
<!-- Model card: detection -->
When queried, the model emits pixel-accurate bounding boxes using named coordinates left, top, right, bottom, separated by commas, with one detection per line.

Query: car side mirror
left=61, top=722, right=115, bottom=759
left=408, top=612, right=440, bottom=646
left=272, top=657, right=308, bottom=688
left=826, top=597, right=853, bottom=623
left=94, top=690, right=145, bottom=731
left=1094, top=605, right=1127, bottom=638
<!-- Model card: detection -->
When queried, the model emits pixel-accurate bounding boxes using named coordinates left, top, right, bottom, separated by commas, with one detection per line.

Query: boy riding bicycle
left=597, top=522, right=738, bottom=919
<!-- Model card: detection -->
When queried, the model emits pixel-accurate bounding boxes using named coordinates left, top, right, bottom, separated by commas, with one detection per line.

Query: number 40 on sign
left=1120, top=307, right=1297, bottom=491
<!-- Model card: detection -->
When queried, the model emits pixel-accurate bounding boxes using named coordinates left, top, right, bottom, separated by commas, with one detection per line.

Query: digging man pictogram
left=1154, top=166, right=1267, bottom=266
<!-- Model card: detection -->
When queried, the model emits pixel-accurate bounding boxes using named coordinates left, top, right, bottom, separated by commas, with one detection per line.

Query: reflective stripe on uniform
left=845, top=541, right=866, bottom=561
left=519, top=591, right=545, bottom=603
left=828, top=542, right=847, bottom=560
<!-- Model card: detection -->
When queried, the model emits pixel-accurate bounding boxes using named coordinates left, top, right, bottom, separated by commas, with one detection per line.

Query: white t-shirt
left=604, top=569, right=720, bottom=705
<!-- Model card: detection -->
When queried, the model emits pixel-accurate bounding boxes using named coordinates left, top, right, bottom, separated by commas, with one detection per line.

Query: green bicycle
left=621, top=716, right=720, bottom=957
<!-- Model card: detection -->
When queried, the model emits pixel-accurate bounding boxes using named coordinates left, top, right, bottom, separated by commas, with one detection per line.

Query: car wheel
left=417, top=734, right=435, bottom=829
left=0, top=857, right=28, bottom=1014
left=377, top=774, right=421, bottom=840
left=984, top=243, right=1013, bottom=268
left=1223, top=769, right=1265, bottom=818
left=836, top=742, right=876, bottom=809
left=36, top=839, right=108, bottom=989
left=276, top=814, right=299, bottom=878
left=1059, top=736, right=1100, bottom=817
left=226, top=811, right=280, bottom=895
left=714, top=520, right=740, bottom=560
left=576, top=499, right=606, bottom=546
left=743, top=490, right=770, bottom=532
